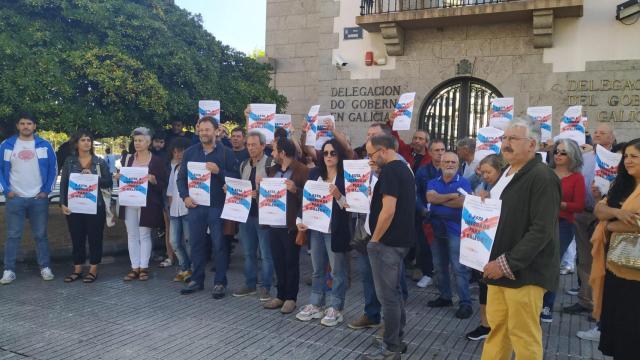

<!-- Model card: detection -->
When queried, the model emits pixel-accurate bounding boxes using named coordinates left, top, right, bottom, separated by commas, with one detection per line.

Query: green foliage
left=0, top=0, right=287, bottom=138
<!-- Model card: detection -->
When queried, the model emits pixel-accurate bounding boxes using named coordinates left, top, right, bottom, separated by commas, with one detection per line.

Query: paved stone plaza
left=0, top=248, right=605, bottom=359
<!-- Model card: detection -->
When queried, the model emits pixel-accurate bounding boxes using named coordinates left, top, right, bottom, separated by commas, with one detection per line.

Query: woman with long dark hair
left=295, top=139, right=351, bottom=327
left=60, top=130, right=112, bottom=283
left=591, top=138, right=640, bottom=359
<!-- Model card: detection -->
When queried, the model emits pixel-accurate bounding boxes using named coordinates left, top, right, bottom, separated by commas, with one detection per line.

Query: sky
left=174, top=0, right=266, bottom=55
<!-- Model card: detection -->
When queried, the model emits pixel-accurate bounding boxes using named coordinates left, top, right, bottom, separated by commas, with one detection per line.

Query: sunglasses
left=323, top=150, right=337, bottom=157
left=553, top=150, right=568, bottom=156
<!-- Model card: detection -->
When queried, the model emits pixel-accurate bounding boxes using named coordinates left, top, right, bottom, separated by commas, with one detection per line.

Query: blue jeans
left=309, top=231, right=348, bottom=310
left=543, top=219, right=575, bottom=309
left=4, top=196, right=51, bottom=271
left=431, top=229, right=471, bottom=306
left=170, top=215, right=191, bottom=272
left=239, top=216, right=273, bottom=290
left=188, top=206, right=227, bottom=286
left=357, top=249, right=408, bottom=322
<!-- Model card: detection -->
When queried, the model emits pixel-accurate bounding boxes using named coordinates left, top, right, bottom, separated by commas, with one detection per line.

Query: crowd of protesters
left=0, top=110, right=638, bottom=360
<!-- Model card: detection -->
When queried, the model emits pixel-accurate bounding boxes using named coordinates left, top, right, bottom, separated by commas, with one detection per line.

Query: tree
left=0, top=0, right=286, bottom=138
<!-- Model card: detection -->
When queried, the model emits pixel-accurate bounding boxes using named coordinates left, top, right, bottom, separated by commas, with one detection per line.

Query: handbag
left=607, top=232, right=640, bottom=270
left=96, top=162, right=116, bottom=227
left=350, top=214, right=370, bottom=255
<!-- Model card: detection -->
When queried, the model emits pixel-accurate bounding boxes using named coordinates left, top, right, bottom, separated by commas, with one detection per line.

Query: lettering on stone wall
left=330, top=85, right=402, bottom=123
left=566, top=79, right=640, bottom=122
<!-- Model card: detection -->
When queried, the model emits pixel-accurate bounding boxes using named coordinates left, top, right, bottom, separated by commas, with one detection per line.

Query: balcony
left=356, top=0, right=583, bottom=55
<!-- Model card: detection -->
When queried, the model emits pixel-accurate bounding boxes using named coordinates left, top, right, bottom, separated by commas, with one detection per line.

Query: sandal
left=64, top=272, right=83, bottom=283
left=83, top=273, right=98, bottom=283
left=123, top=269, right=139, bottom=281
left=138, top=269, right=149, bottom=281
left=159, top=258, right=173, bottom=268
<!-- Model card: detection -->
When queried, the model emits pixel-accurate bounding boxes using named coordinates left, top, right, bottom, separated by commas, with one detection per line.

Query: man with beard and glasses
left=481, top=119, right=560, bottom=360
left=177, top=116, right=239, bottom=299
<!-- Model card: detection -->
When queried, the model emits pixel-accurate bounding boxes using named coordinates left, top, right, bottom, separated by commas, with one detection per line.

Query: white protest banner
left=343, top=160, right=371, bottom=214
left=459, top=195, right=502, bottom=271
left=528, top=106, right=552, bottom=142
left=537, top=151, right=548, bottom=164
left=198, top=100, right=221, bottom=123
left=594, top=144, right=622, bottom=196
left=315, top=115, right=335, bottom=150
left=305, top=105, right=321, bottom=146
left=221, top=177, right=253, bottom=223
left=474, top=127, right=504, bottom=162
left=118, top=167, right=149, bottom=207
left=391, top=92, right=416, bottom=131
left=489, top=97, right=514, bottom=130
left=187, top=162, right=211, bottom=206
left=302, top=180, right=333, bottom=233
left=556, top=106, right=586, bottom=145
left=258, top=178, right=287, bottom=226
left=248, top=104, right=277, bottom=143
left=67, top=173, right=99, bottom=215
left=274, top=114, right=292, bottom=135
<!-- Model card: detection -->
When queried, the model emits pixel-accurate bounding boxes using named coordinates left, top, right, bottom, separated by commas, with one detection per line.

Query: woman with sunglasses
left=295, top=139, right=351, bottom=327
left=540, top=138, right=585, bottom=323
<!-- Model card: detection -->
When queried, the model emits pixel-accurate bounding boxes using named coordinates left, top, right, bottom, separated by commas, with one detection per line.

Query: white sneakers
left=577, top=326, right=601, bottom=342
left=417, top=275, right=433, bottom=288
left=40, top=267, right=55, bottom=281
left=0, top=270, right=16, bottom=285
left=296, top=305, right=344, bottom=327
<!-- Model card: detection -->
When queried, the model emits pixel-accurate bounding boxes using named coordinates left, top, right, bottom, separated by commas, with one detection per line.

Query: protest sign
left=315, top=115, right=335, bottom=150
left=594, top=144, right=622, bottom=196
left=221, top=177, right=253, bottom=223
left=248, top=104, right=277, bottom=143
left=474, top=127, right=504, bottom=162
left=391, top=92, right=416, bottom=131
left=302, top=180, right=333, bottom=233
left=198, top=100, right=221, bottom=123
left=556, top=106, right=586, bottom=145
left=274, top=114, right=292, bottom=135
left=67, top=173, right=99, bottom=215
left=459, top=195, right=502, bottom=271
left=343, top=160, right=371, bottom=214
left=258, top=178, right=287, bottom=226
left=187, top=162, right=211, bottom=206
left=528, top=106, right=552, bottom=142
left=118, top=167, right=149, bottom=207
left=489, top=97, right=514, bottom=130
left=305, top=105, right=321, bottom=146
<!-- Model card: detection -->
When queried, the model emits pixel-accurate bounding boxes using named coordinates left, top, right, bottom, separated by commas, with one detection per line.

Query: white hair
left=132, top=127, right=152, bottom=143
left=505, top=118, right=540, bottom=145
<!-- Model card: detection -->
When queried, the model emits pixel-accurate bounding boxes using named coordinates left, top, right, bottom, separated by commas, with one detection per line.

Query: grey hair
left=456, top=137, right=476, bottom=151
left=132, top=127, right=152, bottom=143
left=549, top=138, right=583, bottom=173
left=505, top=118, right=540, bottom=145
left=370, top=134, right=396, bottom=150
left=247, top=130, right=266, bottom=145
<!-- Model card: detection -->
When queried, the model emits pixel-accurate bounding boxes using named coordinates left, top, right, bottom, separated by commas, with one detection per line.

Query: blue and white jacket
left=0, top=135, right=57, bottom=195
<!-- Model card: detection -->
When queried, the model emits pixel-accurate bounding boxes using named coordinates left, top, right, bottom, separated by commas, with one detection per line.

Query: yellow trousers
left=481, top=284, right=545, bottom=360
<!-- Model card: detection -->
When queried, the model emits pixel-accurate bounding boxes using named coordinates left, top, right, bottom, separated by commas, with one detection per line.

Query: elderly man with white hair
left=481, top=119, right=561, bottom=360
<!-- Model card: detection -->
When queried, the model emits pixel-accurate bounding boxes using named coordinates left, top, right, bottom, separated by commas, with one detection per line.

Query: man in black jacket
left=481, top=119, right=561, bottom=360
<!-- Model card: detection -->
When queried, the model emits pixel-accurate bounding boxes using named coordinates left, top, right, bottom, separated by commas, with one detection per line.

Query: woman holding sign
left=59, top=130, right=112, bottom=283
left=295, top=139, right=351, bottom=327
left=116, top=127, right=168, bottom=282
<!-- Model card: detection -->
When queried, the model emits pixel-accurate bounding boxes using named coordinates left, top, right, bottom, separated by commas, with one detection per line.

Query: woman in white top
left=296, top=139, right=351, bottom=327
left=167, top=137, right=192, bottom=282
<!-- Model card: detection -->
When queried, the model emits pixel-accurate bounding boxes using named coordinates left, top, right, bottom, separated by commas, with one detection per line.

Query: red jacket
left=389, top=124, right=432, bottom=171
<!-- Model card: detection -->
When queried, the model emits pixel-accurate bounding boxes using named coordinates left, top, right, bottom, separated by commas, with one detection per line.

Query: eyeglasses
left=499, top=135, right=529, bottom=143
left=367, top=148, right=382, bottom=158
left=553, top=150, right=568, bottom=156
left=323, top=150, right=337, bottom=157
left=442, top=160, right=458, bottom=164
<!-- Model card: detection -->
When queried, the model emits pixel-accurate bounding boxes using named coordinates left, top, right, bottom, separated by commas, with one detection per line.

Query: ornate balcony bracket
left=532, top=9, right=554, bottom=48
left=380, top=22, right=405, bottom=56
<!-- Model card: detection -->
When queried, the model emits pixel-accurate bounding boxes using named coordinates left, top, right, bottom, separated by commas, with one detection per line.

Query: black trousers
left=269, top=227, right=300, bottom=301
left=66, top=204, right=106, bottom=265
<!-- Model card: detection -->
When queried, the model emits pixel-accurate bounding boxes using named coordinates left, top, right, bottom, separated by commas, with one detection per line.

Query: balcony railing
left=360, top=0, right=508, bottom=15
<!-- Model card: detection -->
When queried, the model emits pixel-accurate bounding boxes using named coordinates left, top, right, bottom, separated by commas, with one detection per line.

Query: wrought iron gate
left=419, top=77, right=502, bottom=150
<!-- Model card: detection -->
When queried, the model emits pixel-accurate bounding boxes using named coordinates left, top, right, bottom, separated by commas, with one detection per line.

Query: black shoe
left=466, top=325, right=491, bottom=341
left=180, top=281, right=204, bottom=295
left=371, top=337, right=408, bottom=354
left=212, top=284, right=226, bottom=299
left=563, top=302, right=589, bottom=314
left=455, top=304, right=473, bottom=319
left=427, top=297, right=453, bottom=308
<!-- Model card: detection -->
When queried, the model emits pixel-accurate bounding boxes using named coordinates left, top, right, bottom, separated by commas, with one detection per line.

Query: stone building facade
left=266, top=0, right=640, bottom=146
